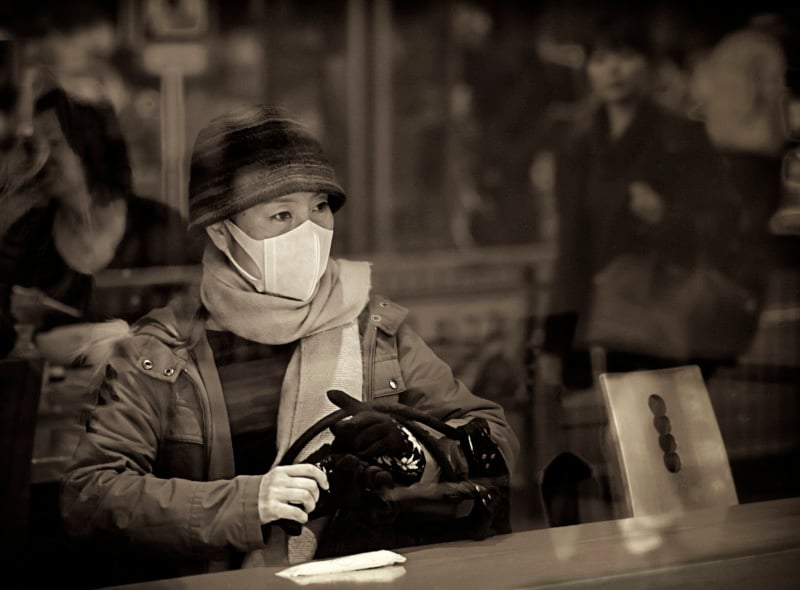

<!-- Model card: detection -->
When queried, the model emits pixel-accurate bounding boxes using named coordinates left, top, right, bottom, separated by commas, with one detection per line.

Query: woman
left=540, top=14, right=747, bottom=391
left=60, top=105, right=519, bottom=586
left=0, top=86, right=199, bottom=359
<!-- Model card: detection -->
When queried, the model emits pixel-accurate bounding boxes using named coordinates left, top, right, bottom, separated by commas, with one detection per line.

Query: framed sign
left=142, top=0, right=209, bottom=41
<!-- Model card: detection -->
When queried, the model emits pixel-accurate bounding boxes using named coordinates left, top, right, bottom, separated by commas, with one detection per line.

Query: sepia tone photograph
left=1, top=1, right=799, bottom=588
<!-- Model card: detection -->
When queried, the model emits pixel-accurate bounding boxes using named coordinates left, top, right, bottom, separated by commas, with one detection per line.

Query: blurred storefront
left=2, top=0, right=799, bottom=532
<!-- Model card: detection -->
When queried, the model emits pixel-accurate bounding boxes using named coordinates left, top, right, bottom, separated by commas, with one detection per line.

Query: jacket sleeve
left=60, top=341, right=266, bottom=559
left=395, top=322, right=520, bottom=474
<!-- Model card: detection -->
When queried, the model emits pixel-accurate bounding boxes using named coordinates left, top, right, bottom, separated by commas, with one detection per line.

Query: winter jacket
left=60, top=293, right=519, bottom=584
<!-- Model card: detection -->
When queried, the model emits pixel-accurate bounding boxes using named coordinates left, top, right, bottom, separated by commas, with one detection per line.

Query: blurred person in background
left=693, top=19, right=800, bottom=280
left=0, top=85, right=200, bottom=359
left=538, top=9, right=748, bottom=394
left=59, top=105, right=519, bottom=587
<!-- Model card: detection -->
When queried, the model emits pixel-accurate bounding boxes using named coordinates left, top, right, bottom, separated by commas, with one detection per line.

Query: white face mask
left=222, top=219, right=333, bottom=301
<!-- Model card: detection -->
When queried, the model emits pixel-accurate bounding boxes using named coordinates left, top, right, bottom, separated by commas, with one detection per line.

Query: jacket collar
left=131, top=292, right=408, bottom=380
left=134, top=292, right=205, bottom=344
left=360, top=294, right=408, bottom=337
left=129, top=293, right=206, bottom=383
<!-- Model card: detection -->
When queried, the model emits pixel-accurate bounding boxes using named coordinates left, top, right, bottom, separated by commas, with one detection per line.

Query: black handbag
left=276, top=390, right=511, bottom=558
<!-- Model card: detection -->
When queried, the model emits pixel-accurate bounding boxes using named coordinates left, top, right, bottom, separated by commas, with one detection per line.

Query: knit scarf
left=201, top=242, right=370, bottom=347
left=200, top=242, right=371, bottom=565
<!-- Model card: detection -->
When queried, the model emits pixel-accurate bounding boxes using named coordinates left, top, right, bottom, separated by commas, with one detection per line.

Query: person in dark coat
left=0, top=86, right=201, bottom=359
left=539, top=13, right=746, bottom=391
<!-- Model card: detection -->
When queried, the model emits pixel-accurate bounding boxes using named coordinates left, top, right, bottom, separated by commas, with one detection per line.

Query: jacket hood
left=76, top=294, right=203, bottom=389
left=133, top=293, right=205, bottom=348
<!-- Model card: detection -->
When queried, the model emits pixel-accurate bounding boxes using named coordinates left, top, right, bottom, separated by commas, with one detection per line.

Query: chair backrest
left=0, top=357, right=45, bottom=576
left=599, top=365, right=738, bottom=517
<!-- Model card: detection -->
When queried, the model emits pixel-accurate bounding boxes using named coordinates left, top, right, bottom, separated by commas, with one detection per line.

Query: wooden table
left=105, top=497, right=800, bottom=589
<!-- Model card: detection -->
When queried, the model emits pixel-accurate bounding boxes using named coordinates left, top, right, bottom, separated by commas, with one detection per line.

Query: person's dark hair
left=585, top=10, right=655, bottom=61
left=34, top=87, right=133, bottom=205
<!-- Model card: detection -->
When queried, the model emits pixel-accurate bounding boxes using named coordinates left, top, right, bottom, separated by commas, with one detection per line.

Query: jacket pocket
left=372, top=357, right=405, bottom=401
left=166, top=403, right=203, bottom=444
left=159, top=404, right=205, bottom=479
left=157, top=381, right=205, bottom=480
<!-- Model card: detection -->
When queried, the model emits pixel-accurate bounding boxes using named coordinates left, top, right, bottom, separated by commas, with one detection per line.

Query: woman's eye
left=271, top=211, right=292, bottom=222
left=313, top=200, right=330, bottom=212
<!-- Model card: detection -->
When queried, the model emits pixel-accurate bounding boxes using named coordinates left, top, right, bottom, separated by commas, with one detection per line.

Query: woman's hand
left=331, top=413, right=427, bottom=486
left=628, top=181, right=665, bottom=224
left=257, top=464, right=329, bottom=525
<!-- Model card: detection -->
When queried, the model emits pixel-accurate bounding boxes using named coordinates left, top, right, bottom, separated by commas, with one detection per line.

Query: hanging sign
left=139, top=0, right=210, bottom=76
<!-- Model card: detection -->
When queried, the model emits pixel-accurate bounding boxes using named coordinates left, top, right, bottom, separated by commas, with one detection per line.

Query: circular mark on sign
left=658, top=433, right=677, bottom=453
left=648, top=394, right=667, bottom=416
left=646, top=393, right=682, bottom=474
left=653, top=415, right=671, bottom=435
left=663, top=452, right=682, bottom=473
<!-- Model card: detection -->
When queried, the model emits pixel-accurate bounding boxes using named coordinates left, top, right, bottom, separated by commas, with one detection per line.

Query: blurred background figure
left=539, top=7, right=751, bottom=393
left=0, top=83, right=201, bottom=360
left=691, top=16, right=800, bottom=287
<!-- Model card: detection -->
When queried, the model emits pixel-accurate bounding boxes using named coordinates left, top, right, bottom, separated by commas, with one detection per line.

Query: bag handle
left=327, top=389, right=462, bottom=439
left=279, top=390, right=463, bottom=482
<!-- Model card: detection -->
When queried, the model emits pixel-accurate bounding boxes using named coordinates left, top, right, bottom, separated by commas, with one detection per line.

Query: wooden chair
left=0, top=357, right=45, bottom=585
left=598, top=365, right=738, bottom=518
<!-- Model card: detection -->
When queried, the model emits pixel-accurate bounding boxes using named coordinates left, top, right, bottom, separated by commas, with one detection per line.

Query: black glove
left=331, top=411, right=427, bottom=486
left=307, top=444, right=395, bottom=510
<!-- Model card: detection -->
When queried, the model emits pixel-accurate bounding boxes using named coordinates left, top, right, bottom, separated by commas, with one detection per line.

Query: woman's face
left=230, top=191, right=334, bottom=240
left=226, top=191, right=333, bottom=278
left=227, top=193, right=333, bottom=277
left=586, top=47, right=651, bottom=105
left=33, top=109, right=90, bottom=212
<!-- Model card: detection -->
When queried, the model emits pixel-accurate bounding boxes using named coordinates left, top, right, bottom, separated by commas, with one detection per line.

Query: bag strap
left=278, top=408, right=348, bottom=466
left=278, top=390, right=465, bottom=482
left=328, top=389, right=462, bottom=439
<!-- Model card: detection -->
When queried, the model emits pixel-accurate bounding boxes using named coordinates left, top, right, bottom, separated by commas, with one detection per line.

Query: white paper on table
left=277, top=565, right=407, bottom=586
left=275, top=550, right=407, bottom=579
